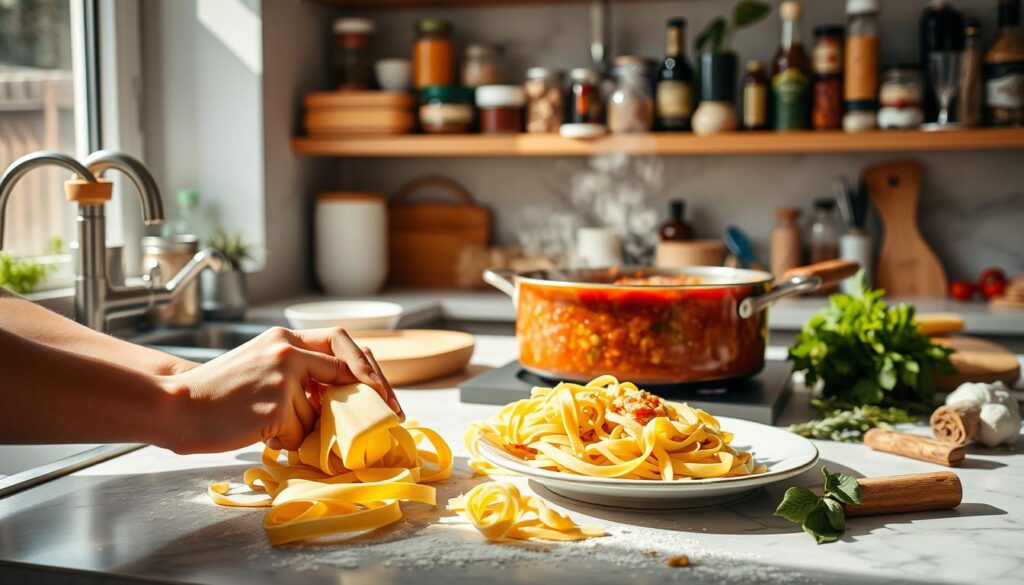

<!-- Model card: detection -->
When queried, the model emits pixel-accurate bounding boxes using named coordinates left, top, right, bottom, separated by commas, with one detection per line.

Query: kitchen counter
left=2, top=335, right=1022, bottom=585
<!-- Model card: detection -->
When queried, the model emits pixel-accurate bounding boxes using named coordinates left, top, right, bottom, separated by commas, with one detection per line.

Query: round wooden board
left=350, top=329, right=475, bottom=387
left=933, top=335, right=1021, bottom=393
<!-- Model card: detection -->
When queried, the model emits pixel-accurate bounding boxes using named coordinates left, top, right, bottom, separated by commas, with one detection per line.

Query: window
left=0, top=0, right=80, bottom=261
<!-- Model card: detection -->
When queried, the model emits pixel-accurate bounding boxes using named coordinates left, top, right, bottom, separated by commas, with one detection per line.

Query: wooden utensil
left=864, top=428, right=965, bottom=467
left=388, top=176, right=491, bottom=288
left=350, top=329, right=475, bottom=386
left=863, top=160, right=947, bottom=297
left=932, top=335, right=1021, bottom=392
left=843, top=471, right=962, bottom=517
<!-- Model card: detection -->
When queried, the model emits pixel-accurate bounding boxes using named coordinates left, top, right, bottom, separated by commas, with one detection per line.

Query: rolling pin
left=844, top=472, right=962, bottom=517
left=863, top=428, right=965, bottom=467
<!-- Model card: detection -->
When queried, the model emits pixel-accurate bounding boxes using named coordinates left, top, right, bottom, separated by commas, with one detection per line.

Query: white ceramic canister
left=576, top=227, right=623, bottom=268
left=839, top=228, right=872, bottom=293
left=315, top=192, right=388, bottom=295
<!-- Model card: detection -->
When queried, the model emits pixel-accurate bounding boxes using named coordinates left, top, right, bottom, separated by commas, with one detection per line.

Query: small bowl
left=375, top=58, right=411, bottom=93
left=284, top=301, right=403, bottom=331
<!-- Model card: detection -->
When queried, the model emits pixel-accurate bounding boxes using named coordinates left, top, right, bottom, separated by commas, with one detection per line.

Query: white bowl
left=284, top=301, right=403, bottom=331
left=375, top=58, right=411, bottom=93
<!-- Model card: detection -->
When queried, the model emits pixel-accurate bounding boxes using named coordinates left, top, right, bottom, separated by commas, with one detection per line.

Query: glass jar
left=413, top=19, right=454, bottom=89
left=878, top=65, right=924, bottom=129
left=461, top=43, right=503, bottom=88
left=565, top=67, right=603, bottom=124
left=607, top=56, right=653, bottom=133
left=844, top=0, right=880, bottom=129
left=809, top=198, right=840, bottom=264
left=476, top=85, right=525, bottom=133
left=812, top=24, right=844, bottom=130
left=332, top=18, right=374, bottom=89
left=524, top=67, right=564, bottom=133
left=419, top=86, right=474, bottom=134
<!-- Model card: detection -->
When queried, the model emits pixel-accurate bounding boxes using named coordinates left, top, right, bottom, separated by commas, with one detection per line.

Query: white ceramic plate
left=476, top=416, right=818, bottom=509
left=284, top=301, right=402, bottom=331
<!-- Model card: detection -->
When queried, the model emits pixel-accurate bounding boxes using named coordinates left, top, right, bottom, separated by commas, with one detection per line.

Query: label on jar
left=656, top=80, right=693, bottom=119
left=844, top=35, right=879, bottom=102
left=984, top=61, right=1024, bottom=109
left=772, top=68, right=810, bottom=130
left=743, top=84, right=767, bottom=128
left=813, top=40, right=842, bottom=76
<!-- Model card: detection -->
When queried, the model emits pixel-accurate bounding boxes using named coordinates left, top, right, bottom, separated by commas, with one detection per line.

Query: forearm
left=0, top=326, right=180, bottom=446
left=0, top=289, right=196, bottom=376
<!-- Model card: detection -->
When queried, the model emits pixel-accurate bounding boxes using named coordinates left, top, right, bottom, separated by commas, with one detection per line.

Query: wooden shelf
left=292, top=128, right=1024, bottom=158
left=310, top=0, right=663, bottom=8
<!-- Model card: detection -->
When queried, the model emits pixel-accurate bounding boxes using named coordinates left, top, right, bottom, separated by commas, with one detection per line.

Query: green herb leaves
left=788, top=271, right=954, bottom=413
left=788, top=400, right=917, bottom=442
left=0, top=252, right=56, bottom=294
left=695, top=1, right=771, bottom=53
left=775, top=467, right=862, bottom=544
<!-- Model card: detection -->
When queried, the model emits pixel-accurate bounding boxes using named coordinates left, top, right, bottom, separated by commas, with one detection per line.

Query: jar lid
left=526, top=67, right=563, bottom=81
left=814, top=198, right=837, bottom=210
left=813, top=24, right=845, bottom=37
left=420, top=85, right=474, bottom=104
left=465, top=43, right=500, bottom=58
left=611, top=55, right=647, bottom=68
left=845, top=99, right=877, bottom=111
left=317, top=191, right=384, bottom=203
left=965, top=18, right=982, bottom=35
left=416, top=18, right=452, bottom=35
left=780, top=1, right=801, bottom=21
left=569, top=67, right=601, bottom=83
left=883, top=62, right=921, bottom=72
left=775, top=206, right=801, bottom=219
left=846, top=0, right=879, bottom=15
left=333, top=18, right=374, bottom=35
left=475, top=84, right=526, bottom=108
left=745, top=60, right=763, bottom=72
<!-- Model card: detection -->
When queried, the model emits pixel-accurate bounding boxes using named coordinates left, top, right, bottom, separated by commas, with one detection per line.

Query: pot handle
left=483, top=268, right=517, bottom=298
left=738, top=259, right=860, bottom=319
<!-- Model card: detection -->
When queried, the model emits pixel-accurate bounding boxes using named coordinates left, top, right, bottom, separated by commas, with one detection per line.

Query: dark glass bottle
left=772, top=1, right=812, bottom=130
left=985, top=0, right=1024, bottom=126
left=742, top=61, right=769, bottom=130
left=656, top=18, right=695, bottom=131
left=920, top=0, right=966, bottom=122
left=660, top=200, right=694, bottom=241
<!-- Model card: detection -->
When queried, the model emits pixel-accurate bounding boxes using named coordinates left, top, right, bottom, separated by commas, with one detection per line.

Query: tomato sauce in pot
left=516, top=274, right=769, bottom=383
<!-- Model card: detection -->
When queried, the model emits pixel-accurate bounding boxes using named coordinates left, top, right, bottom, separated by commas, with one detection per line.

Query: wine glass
left=924, top=51, right=962, bottom=130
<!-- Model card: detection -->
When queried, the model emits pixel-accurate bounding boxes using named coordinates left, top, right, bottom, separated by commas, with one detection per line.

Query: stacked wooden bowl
left=303, top=91, right=415, bottom=135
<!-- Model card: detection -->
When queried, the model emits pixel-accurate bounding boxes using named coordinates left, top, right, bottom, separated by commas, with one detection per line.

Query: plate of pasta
left=467, top=376, right=818, bottom=508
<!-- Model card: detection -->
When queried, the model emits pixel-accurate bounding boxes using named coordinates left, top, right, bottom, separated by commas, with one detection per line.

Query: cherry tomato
left=978, top=267, right=1007, bottom=288
left=981, top=279, right=1007, bottom=300
left=949, top=280, right=975, bottom=301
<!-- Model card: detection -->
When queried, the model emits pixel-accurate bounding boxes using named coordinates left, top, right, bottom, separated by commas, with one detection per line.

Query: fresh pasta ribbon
left=209, top=384, right=453, bottom=546
left=447, top=481, right=605, bottom=541
left=466, top=376, right=765, bottom=481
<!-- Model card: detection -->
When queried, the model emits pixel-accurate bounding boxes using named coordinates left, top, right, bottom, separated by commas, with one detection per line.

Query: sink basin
left=129, top=323, right=271, bottom=362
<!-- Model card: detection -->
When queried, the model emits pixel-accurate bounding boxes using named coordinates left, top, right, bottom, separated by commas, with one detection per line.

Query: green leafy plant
left=207, top=229, right=252, bottom=272
left=788, top=271, right=954, bottom=413
left=0, top=252, right=55, bottom=294
left=789, top=400, right=918, bottom=443
left=775, top=467, right=862, bottom=544
left=695, top=1, right=772, bottom=54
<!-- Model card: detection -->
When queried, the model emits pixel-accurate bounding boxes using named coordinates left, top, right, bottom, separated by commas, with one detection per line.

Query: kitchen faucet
left=0, top=149, right=223, bottom=331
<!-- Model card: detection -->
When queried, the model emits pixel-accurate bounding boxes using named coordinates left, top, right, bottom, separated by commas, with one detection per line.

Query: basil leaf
left=822, top=497, right=846, bottom=531
left=694, top=17, right=726, bottom=53
left=733, top=1, right=771, bottom=28
left=802, top=506, right=844, bottom=544
left=774, top=487, right=821, bottom=524
left=823, top=471, right=862, bottom=505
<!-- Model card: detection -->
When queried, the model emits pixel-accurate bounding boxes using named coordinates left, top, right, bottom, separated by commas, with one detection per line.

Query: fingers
left=364, top=347, right=404, bottom=421
left=271, top=401, right=311, bottom=451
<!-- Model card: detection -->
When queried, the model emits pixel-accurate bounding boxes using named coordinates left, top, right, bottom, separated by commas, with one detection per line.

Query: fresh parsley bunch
left=775, top=467, right=862, bottom=544
left=788, top=271, right=954, bottom=413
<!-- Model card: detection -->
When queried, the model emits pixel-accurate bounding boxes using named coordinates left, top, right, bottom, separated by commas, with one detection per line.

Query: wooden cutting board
left=388, top=176, right=491, bottom=288
left=933, top=335, right=1021, bottom=393
left=351, top=329, right=475, bottom=386
left=863, top=160, right=948, bottom=297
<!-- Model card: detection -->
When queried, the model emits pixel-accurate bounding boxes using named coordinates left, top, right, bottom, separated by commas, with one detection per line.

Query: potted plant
left=200, top=229, right=252, bottom=320
left=692, top=1, right=771, bottom=136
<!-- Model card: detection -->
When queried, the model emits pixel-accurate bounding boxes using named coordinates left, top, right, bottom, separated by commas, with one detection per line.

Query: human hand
left=160, top=326, right=402, bottom=454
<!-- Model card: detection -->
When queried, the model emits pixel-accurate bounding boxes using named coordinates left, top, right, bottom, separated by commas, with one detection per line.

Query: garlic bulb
left=946, top=382, right=1021, bottom=447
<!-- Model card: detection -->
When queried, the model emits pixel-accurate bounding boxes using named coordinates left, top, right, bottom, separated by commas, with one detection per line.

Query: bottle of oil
left=985, top=0, right=1024, bottom=126
left=772, top=1, right=812, bottom=130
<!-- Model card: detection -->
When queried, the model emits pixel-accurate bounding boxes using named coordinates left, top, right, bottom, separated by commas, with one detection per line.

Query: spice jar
left=812, top=24, right=844, bottom=130
left=607, top=55, right=654, bottom=133
left=332, top=18, right=374, bottom=89
left=462, top=44, right=503, bottom=88
left=565, top=67, right=603, bottom=124
left=419, top=86, right=474, bottom=134
left=742, top=60, right=769, bottom=130
left=413, top=19, right=454, bottom=89
left=843, top=0, right=880, bottom=130
left=878, top=65, right=924, bottom=129
left=476, top=85, right=525, bottom=134
left=524, top=67, right=564, bottom=133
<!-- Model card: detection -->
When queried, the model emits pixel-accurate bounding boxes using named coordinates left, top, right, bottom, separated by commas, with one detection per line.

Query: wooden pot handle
left=391, top=175, right=477, bottom=207
left=780, top=259, right=860, bottom=287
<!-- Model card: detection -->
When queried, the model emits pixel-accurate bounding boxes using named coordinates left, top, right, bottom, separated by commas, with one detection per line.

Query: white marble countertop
left=248, top=290, right=1024, bottom=337
left=2, top=336, right=1022, bottom=585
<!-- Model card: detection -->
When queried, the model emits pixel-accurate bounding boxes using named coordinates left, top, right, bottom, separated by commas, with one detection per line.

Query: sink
left=129, top=322, right=272, bottom=362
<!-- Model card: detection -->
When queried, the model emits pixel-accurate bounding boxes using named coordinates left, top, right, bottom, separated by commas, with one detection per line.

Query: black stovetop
left=459, top=360, right=792, bottom=425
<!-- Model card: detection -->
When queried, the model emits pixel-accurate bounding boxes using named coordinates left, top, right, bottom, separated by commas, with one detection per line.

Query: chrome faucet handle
left=82, top=150, right=165, bottom=225
left=142, top=260, right=163, bottom=289
left=0, top=151, right=96, bottom=250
